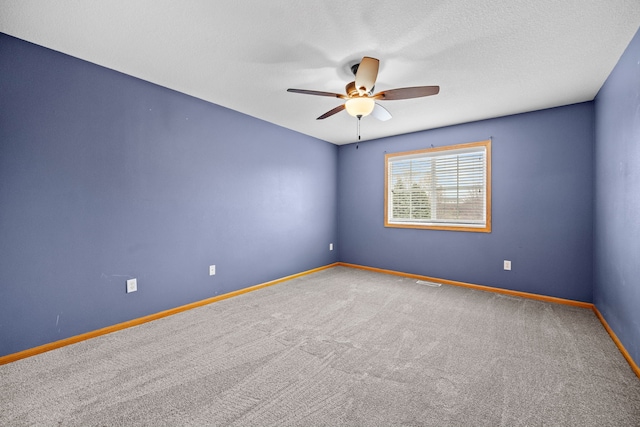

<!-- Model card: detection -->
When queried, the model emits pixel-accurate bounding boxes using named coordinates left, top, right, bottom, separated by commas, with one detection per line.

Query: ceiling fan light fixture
left=345, top=97, right=375, bottom=117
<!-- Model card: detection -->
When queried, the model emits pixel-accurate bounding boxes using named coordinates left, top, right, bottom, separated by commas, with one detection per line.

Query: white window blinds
left=385, top=140, right=491, bottom=232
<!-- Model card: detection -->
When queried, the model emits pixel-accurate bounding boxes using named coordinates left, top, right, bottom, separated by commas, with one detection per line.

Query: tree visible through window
left=385, top=140, right=491, bottom=232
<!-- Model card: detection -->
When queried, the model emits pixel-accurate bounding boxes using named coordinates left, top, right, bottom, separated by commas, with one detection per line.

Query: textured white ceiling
left=1, top=1, right=639, bottom=145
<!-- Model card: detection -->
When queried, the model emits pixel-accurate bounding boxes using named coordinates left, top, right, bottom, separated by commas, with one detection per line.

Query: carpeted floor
left=1, top=266, right=639, bottom=426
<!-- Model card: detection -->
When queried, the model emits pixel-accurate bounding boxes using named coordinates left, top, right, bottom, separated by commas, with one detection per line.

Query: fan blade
left=371, top=103, right=392, bottom=121
left=373, top=86, right=440, bottom=100
left=287, top=88, right=347, bottom=99
left=317, top=104, right=346, bottom=120
left=355, top=57, right=379, bottom=95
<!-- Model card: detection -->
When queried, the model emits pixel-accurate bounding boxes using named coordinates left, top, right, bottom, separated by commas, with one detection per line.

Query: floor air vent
left=416, top=280, right=441, bottom=287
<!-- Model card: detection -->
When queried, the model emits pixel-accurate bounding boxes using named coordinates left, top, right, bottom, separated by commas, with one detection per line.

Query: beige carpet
left=1, top=266, right=639, bottom=426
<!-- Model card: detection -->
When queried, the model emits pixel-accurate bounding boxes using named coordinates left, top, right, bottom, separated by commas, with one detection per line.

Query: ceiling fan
left=287, top=56, right=440, bottom=122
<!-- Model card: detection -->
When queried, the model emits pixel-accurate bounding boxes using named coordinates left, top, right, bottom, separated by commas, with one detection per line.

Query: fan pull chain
left=356, top=115, right=362, bottom=149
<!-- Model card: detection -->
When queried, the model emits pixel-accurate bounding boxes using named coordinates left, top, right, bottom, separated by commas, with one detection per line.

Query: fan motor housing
left=345, top=81, right=358, bottom=97
left=345, top=81, right=374, bottom=97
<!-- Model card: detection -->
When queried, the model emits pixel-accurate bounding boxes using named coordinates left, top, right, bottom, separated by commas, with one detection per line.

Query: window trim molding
left=384, top=139, right=492, bottom=233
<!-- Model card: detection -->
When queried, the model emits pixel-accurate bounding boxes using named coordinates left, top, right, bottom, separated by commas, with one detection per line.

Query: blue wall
left=594, top=27, right=640, bottom=367
left=338, top=103, right=595, bottom=303
left=0, top=34, right=338, bottom=357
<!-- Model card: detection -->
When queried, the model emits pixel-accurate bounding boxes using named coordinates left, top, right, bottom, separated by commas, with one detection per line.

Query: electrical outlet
left=503, top=260, right=512, bottom=271
left=209, top=265, right=216, bottom=276
left=126, top=278, right=137, bottom=293
left=329, top=243, right=334, bottom=251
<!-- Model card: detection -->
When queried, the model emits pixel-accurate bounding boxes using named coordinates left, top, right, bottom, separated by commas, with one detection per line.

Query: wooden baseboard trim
left=336, top=262, right=593, bottom=308
left=0, top=263, right=339, bottom=366
left=592, top=306, right=640, bottom=379
left=4, top=261, right=639, bottom=380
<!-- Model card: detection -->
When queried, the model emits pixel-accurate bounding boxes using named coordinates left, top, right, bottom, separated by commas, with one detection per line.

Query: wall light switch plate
left=329, top=243, right=334, bottom=251
left=126, top=278, right=137, bottom=293
left=209, top=265, right=216, bottom=276
left=503, top=260, right=512, bottom=271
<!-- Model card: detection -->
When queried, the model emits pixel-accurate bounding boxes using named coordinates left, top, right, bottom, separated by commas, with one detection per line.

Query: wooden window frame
left=384, top=139, right=492, bottom=233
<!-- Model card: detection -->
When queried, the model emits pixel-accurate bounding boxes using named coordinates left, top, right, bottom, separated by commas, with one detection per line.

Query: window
left=385, top=139, right=491, bottom=232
